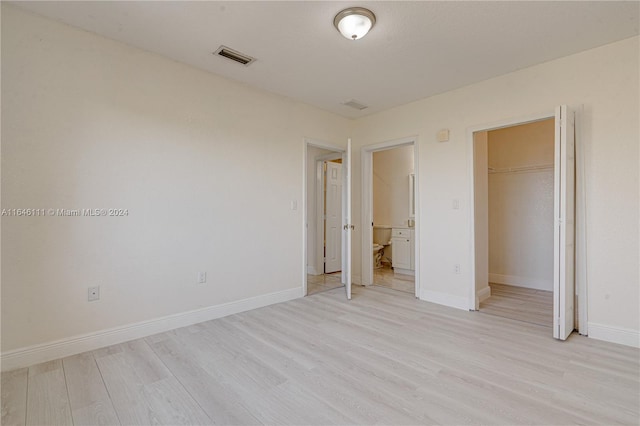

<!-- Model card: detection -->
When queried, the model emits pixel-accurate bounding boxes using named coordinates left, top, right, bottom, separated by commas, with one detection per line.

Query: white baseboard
left=307, top=266, right=320, bottom=275
left=476, top=286, right=492, bottom=306
left=421, top=290, right=469, bottom=311
left=489, top=273, right=552, bottom=292
left=352, top=274, right=362, bottom=285
left=1, top=287, right=303, bottom=372
left=587, top=322, right=640, bottom=348
left=394, top=268, right=415, bottom=276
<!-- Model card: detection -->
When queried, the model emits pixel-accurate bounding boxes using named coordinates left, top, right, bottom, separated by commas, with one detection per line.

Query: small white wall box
left=437, top=129, right=450, bottom=142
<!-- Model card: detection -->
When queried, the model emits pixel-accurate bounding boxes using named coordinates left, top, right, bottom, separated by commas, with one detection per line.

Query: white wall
left=352, top=36, right=639, bottom=345
left=488, top=120, right=555, bottom=291
left=373, top=145, right=414, bottom=227
left=1, top=5, right=350, bottom=362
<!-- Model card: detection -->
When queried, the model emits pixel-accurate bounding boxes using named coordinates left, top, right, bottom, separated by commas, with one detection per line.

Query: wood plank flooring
left=373, top=266, right=415, bottom=294
left=2, top=285, right=639, bottom=425
left=307, top=272, right=343, bottom=295
left=480, top=283, right=553, bottom=327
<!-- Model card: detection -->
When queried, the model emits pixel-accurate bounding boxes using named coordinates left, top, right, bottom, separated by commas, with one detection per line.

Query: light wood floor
left=307, top=272, right=343, bottom=295
left=373, top=265, right=415, bottom=294
left=480, top=283, right=553, bottom=327
left=3, top=286, right=639, bottom=425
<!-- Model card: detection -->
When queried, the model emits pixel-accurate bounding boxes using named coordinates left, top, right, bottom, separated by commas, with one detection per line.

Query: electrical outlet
left=88, top=286, right=100, bottom=301
left=198, top=272, right=207, bottom=284
left=454, top=264, right=461, bottom=274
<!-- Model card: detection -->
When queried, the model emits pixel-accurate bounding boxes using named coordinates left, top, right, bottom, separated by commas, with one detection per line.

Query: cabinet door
left=410, top=229, right=415, bottom=270
left=392, top=237, right=411, bottom=270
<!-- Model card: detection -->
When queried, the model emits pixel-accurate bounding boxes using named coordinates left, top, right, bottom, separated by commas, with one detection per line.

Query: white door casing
left=324, top=161, right=342, bottom=273
left=553, top=105, right=576, bottom=340
left=342, top=139, right=352, bottom=299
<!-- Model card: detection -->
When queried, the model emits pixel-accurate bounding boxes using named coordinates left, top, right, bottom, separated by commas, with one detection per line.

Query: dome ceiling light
left=333, top=7, right=376, bottom=40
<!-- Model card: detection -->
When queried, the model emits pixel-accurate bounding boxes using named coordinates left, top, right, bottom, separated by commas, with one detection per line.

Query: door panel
left=391, top=237, right=411, bottom=270
left=325, top=161, right=342, bottom=273
left=553, top=105, right=576, bottom=340
left=342, top=139, right=352, bottom=299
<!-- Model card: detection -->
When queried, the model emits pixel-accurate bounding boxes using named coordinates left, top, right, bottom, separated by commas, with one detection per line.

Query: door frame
left=361, top=136, right=420, bottom=298
left=467, top=108, right=588, bottom=335
left=302, top=138, right=346, bottom=296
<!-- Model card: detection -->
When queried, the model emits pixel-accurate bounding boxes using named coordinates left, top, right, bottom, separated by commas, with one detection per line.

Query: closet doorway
left=470, top=106, right=582, bottom=340
left=477, top=119, right=555, bottom=327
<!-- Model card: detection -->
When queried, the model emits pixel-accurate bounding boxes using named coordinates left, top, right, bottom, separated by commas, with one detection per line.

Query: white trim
left=361, top=148, right=374, bottom=286
left=575, top=105, right=588, bottom=335
left=476, top=286, right=491, bottom=305
left=587, top=323, right=640, bottom=348
left=394, top=268, right=415, bottom=276
left=488, top=273, right=552, bottom=292
left=1, top=287, right=302, bottom=372
left=421, top=289, right=469, bottom=311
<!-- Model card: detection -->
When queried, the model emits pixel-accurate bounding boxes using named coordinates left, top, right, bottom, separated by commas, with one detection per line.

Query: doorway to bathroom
left=361, top=136, right=419, bottom=298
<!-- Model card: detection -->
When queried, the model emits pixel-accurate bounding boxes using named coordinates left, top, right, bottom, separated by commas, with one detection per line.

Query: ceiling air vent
left=342, top=99, right=368, bottom=110
left=214, top=46, right=255, bottom=66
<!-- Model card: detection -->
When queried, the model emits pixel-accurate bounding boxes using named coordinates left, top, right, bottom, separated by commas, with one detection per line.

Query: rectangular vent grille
left=214, top=46, right=255, bottom=66
left=342, top=99, right=368, bottom=110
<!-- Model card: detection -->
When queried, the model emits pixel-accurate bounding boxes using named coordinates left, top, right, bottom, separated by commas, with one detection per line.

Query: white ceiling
left=12, top=1, right=639, bottom=118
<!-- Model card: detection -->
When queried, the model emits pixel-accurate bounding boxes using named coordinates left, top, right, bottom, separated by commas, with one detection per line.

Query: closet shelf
left=488, top=164, right=553, bottom=174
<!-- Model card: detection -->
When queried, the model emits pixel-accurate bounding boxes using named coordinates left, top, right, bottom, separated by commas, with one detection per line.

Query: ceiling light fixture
left=333, top=7, right=376, bottom=40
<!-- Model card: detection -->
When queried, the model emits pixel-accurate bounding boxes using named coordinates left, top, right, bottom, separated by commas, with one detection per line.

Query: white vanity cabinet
left=392, top=227, right=414, bottom=275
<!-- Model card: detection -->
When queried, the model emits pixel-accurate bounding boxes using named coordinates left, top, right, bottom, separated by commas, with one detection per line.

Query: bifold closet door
left=553, top=105, right=576, bottom=340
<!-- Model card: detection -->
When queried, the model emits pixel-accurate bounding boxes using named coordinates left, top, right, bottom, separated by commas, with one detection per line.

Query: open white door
left=341, top=139, right=352, bottom=299
left=324, top=161, right=343, bottom=273
left=553, top=105, right=576, bottom=340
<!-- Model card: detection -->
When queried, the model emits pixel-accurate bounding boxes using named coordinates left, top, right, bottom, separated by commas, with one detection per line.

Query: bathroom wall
left=373, top=145, right=414, bottom=227
left=488, top=120, right=555, bottom=290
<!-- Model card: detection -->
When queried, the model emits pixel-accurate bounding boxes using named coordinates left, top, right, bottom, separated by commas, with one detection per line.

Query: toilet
left=372, top=226, right=392, bottom=269
left=373, top=244, right=384, bottom=269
